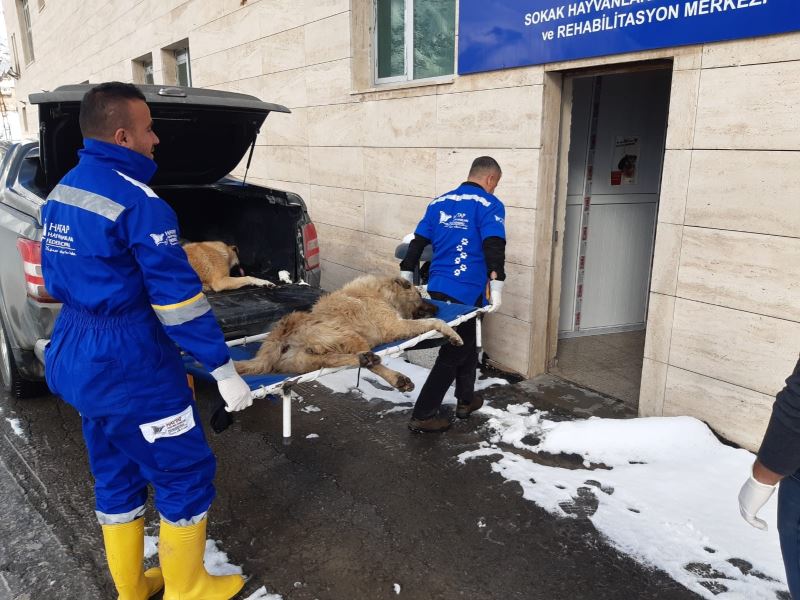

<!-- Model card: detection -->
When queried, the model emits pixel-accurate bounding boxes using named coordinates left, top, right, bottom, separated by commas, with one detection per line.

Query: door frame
left=528, top=59, right=674, bottom=377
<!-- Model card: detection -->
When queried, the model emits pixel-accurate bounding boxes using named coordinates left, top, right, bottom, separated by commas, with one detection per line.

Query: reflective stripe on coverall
left=41, top=138, right=231, bottom=525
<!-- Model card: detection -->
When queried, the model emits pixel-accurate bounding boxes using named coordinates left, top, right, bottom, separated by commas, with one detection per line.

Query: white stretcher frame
left=224, top=306, right=490, bottom=442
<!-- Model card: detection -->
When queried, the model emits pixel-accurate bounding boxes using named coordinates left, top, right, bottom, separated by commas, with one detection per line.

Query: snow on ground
left=315, top=362, right=788, bottom=599
left=317, top=355, right=506, bottom=415
left=144, top=535, right=157, bottom=559
left=459, top=404, right=787, bottom=599
left=5, top=417, right=24, bottom=438
left=243, top=587, right=283, bottom=600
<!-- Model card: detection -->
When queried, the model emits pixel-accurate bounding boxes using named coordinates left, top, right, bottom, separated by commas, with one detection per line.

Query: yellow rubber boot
left=101, top=519, right=164, bottom=600
left=159, top=518, right=245, bottom=600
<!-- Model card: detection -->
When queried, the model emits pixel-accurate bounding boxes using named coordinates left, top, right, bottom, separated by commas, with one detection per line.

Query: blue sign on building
left=458, top=0, right=800, bottom=75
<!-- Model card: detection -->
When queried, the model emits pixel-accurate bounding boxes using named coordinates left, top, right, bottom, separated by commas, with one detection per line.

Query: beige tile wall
left=7, top=0, right=799, bottom=443
left=639, top=32, right=800, bottom=450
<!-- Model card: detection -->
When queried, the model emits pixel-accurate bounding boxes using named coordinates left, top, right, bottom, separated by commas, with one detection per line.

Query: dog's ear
left=393, top=277, right=412, bottom=290
left=230, top=245, right=240, bottom=256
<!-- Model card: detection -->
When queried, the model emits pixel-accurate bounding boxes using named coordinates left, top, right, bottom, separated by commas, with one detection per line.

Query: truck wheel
left=0, top=319, right=48, bottom=399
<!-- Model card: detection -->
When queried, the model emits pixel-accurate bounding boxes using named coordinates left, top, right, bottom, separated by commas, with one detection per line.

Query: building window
left=10, top=34, right=20, bottom=75
left=375, top=0, right=455, bottom=84
left=133, top=54, right=154, bottom=85
left=175, top=48, right=191, bottom=87
left=17, top=0, right=35, bottom=64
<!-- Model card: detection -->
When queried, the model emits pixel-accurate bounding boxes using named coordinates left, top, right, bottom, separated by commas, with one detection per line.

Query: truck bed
left=207, top=283, right=324, bottom=340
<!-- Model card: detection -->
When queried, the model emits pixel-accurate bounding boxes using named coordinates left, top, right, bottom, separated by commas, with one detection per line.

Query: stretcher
left=183, top=299, right=489, bottom=442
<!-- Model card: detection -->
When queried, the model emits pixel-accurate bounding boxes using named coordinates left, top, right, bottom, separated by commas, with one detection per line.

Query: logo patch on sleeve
left=149, top=229, right=179, bottom=246
left=139, top=405, right=195, bottom=443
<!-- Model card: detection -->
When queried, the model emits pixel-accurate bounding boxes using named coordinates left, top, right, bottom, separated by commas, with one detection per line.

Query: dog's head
left=389, top=277, right=438, bottom=319
left=226, top=244, right=245, bottom=276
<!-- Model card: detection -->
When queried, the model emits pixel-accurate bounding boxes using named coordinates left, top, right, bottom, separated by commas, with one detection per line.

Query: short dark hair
left=468, top=156, right=502, bottom=179
left=79, top=82, right=147, bottom=139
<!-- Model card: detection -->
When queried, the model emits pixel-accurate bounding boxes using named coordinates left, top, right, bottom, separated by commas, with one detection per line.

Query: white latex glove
left=400, top=270, right=414, bottom=284
left=738, top=471, right=777, bottom=531
left=211, top=359, right=253, bottom=413
left=487, top=280, right=503, bottom=313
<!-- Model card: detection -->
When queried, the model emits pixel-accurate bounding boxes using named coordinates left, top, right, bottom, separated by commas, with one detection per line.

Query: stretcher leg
left=282, top=387, right=292, bottom=445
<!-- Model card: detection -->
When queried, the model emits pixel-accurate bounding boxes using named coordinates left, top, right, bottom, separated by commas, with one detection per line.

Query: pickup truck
left=0, top=84, right=323, bottom=399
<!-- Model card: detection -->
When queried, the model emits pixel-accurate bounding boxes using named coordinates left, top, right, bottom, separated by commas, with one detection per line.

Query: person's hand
left=217, top=373, right=253, bottom=412
left=211, top=359, right=253, bottom=412
left=738, top=470, right=777, bottom=530
left=486, top=280, right=503, bottom=313
left=400, top=270, right=414, bottom=284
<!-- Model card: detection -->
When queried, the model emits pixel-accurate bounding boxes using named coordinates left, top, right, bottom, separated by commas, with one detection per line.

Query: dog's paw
left=358, top=351, right=381, bottom=368
left=252, top=278, right=276, bottom=288
left=448, top=333, right=464, bottom=346
left=395, top=374, right=415, bottom=392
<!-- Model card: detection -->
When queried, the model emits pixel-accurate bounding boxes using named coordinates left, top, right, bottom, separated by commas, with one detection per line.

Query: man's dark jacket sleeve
left=400, top=234, right=431, bottom=272
left=758, top=356, right=800, bottom=476
left=483, top=236, right=506, bottom=281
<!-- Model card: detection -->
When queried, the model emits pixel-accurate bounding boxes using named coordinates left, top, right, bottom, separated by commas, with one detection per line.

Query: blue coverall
left=41, top=138, right=233, bottom=526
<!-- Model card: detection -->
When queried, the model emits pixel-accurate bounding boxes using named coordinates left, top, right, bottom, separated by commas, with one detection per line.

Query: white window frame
left=374, top=0, right=414, bottom=85
left=19, top=0, right=35, bottom=64
left=373, top=0, right=457, bottom=86
left=175, top=47, right=191, bottom=87
left=143, top=62, right=154, bottom=84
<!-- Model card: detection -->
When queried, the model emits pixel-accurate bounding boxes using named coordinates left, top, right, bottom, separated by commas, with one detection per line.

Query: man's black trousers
left=412, top=291, right=480, bottom=420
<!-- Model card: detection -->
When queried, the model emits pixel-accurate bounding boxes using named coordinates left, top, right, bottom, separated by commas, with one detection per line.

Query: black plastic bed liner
left=206, top=284, right=324, bottom=339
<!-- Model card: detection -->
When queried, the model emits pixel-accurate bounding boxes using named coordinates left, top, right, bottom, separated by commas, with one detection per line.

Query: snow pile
left=203, top=539, right=244, bottom=577
left=461, top=405, right=787, bottom=599
left=243, top=587, right=283, bottom=600
left=6, top=417, right=25, bottom=438
left=317, top=355, right=505, bottom=414
left=144, top=535, right=157, bottom=559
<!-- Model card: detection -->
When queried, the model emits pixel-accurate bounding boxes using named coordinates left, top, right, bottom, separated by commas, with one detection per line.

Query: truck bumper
left=13, top=345, right=45, bottom=380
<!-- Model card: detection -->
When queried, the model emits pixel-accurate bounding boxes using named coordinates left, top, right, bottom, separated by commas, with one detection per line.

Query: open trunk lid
left=29, top=84, right=290, bottom=190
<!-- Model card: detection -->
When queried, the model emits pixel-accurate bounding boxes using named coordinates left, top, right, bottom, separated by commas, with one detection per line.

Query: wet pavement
left=0, top=373, right=703, bottom=600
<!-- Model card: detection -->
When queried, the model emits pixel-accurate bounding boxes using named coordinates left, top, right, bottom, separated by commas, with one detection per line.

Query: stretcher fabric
left=183, top=299, right=479, bottom=393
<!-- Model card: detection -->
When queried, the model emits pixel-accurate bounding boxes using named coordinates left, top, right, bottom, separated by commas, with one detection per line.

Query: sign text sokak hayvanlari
left=525, top=0, right=769, bottom=40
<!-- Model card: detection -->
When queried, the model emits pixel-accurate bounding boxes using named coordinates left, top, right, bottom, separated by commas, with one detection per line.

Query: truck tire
left=0, top=319, right=48, bottom=400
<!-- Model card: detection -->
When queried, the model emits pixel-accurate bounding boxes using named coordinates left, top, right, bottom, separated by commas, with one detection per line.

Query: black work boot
left=408, top=408, right=453, bottom=433
left=456, top=394, right=484, bottom=419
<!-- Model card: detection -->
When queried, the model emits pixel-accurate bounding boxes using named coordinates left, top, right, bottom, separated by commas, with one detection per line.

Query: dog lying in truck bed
left=184, top=241, right=275, bottom=292
left=234, top=274, right=463, bottom=391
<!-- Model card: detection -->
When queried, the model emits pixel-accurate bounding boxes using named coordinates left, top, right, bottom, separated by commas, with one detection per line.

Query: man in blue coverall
left=41, top=82, right=252, bottom=600
left=400, top=156, right=506, bottom=432
left=739, top=358, right=800, bottom=597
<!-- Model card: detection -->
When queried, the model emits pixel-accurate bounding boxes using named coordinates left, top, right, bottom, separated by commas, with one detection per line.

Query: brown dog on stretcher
left=184, top=241, right=275, bottom=292
left=234, top=274, right=463, bottom=391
